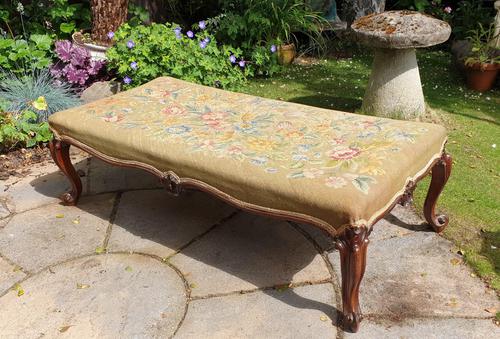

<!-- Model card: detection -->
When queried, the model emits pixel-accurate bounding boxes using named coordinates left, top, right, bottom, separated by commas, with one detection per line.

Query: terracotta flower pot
left=278, top=43, right=296, bottom=65
left=465, top=62, right=499, bottom=92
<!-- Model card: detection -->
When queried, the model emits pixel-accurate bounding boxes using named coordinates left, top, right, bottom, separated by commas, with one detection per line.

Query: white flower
left=492, top=144, right=497, bottom=148
left=16, top=2, right=24, bottom=14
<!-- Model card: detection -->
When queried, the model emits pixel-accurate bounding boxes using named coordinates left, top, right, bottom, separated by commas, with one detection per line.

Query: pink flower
left=444, top=6, right=452, bottom=14
left=328, top=147, right=361, bottom=160
left=325, top=176, right=347, bottom=188
left=201, top=111, right=227, bottom=128
left=163, top=105, right=186, bottom=116
left=330, top=138, right=345, bottom=145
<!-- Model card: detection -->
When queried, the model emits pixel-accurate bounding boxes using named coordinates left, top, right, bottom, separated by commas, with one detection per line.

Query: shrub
left=50, top=40, right=107, bottom=89
left=0, top=110, right=52, bottom=152
left=0, top=34, right=53, bottom=74
left=213, top=0, right=325, bottom=73
left=0, top=0, right=91, bottom=39
left=106, top=22, right=249, bottom=90
left=0, top=69, right=80, bottom=122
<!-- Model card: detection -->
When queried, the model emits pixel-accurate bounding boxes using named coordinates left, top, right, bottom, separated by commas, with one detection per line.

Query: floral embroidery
left=90, top=78, right=429, bottom=194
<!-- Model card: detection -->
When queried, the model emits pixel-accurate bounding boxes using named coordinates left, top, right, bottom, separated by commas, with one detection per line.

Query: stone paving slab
left=88, top=158, right=162, bottom=194
left=0, top=158, right=88, bottom=216
left=107, top=189, right=236, bottom=258
left=329, top=231, right=498, bottom=320
left=0, top=194, right=114, bottom=272
left=170, top=212, right=330, bottom=297
left=0, top=257, right=26, bottom=295
left=175, top=283, right=338, bottom=338
left=344, top=317, right=500, bottom=339
left=0, top=253, right=186, bottom=338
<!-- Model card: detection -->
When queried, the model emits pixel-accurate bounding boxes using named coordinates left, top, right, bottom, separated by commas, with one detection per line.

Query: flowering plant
left=50, top=40, right=107, bottom=88
left=106, top=22, right=249, bottom=90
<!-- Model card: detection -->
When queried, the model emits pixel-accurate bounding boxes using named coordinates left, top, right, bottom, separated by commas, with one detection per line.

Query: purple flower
left=238, top=60, right=245, bottom=67
left=186, top=31, right=194, bottom=38
left=270, top=44, right=277, bottom=53
left=123, top=76, right=132, bottom=84
left=199, top=21, right=206, bottom=30
left=107, top=31, right=115, bottom=39
left=55, top=40, right=73, bottom=62
left=130, top=61, right=138, bottom=70
left=126, top=40, right=135, bottom=49
left=199, top=41, right=207, bottom=49
left=229, top=55, right=237, bottom=63
left=203, top=37, right=211, bottom=43
left=444, top=6, right=452, bottom=13
left=174, top=27, right=182, bottom=33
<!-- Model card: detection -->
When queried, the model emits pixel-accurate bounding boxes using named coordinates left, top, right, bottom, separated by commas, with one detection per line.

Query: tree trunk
left=343, top=0, right=386, bottom=27
left=91, top=0, right=128, bottom=46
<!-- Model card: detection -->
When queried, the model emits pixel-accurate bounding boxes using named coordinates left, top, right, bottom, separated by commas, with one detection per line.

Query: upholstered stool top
left=49, top=77, right=447, bottom=230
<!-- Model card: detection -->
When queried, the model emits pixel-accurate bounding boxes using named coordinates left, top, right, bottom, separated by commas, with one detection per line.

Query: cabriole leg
left=424, top=152, right=452, bottom=233
left=335, top=225, right=370, bottom=333
left=49, top=139, right=82, bottom=205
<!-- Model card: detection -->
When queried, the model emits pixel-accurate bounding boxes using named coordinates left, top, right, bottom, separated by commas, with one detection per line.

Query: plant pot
left=278, top=43, right=296, bottom=65
left=465, top=62, right=499, bottom=92
left=72, top=32, right=109, bottom=61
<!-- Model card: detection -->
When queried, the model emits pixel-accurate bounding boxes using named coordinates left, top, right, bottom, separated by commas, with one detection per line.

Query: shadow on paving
left=29, top=157, right=442, bottom=331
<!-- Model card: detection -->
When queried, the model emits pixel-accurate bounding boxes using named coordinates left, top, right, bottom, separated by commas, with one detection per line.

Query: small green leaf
left=95, top=246, right=105, bottom=254
left=125, top=266, right=133, bottom=272
left=60, top=22, right=76, bottom=34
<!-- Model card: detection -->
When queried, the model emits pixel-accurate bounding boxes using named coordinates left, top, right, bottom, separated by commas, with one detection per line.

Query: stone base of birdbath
left=362, top=48, right=425, bottom=119
left=351, top=11, right=451, bottom=120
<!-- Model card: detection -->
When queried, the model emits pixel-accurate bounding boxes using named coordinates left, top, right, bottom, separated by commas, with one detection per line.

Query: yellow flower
left=247, top=137, right=277, bottom=152
left=32, top=96, right=47, bottom=111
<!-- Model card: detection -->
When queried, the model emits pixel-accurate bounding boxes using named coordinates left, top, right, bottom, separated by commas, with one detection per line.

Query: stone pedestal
left=362, top=48, right=425, bottom=119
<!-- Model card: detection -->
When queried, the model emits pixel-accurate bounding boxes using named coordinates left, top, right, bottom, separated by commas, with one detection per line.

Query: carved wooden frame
left=49, top=135, right=452, bottom=333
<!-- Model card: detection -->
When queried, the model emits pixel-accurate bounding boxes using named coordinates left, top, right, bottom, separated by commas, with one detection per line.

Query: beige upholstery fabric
left=49, top=77, right=447, bottom=229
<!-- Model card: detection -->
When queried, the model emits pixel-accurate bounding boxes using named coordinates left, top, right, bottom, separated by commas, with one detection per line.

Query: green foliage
left=0, top=34, right=53, bottom=74
left=450, top=0, right=495, bottom=41
left=106, top=22, right=249, bottom=90
left=0, top=110, right=52, bottom=151
left=213, top=0, right=324, bottom=74
left=128, top=2, right=151, bottom=27
left=0, top=0, right=91, bottom=39
left=0, top=69, right=80, bottom=122
left=464, top=24, right=500, bottom=66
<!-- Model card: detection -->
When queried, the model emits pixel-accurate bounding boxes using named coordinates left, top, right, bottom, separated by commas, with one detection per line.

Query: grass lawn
left=239, top=50, right=500, bottom=290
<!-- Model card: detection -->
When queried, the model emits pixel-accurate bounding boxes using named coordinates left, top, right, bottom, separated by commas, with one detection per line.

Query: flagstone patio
left=0, top=149, right=498, bottom=338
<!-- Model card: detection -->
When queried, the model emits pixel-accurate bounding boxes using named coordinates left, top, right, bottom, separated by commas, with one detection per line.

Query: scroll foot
left=49, top=139, right=82, bottom=205
left=424, top=152, right=452, bottom=233
left=335, top=225, right=370, bottom=333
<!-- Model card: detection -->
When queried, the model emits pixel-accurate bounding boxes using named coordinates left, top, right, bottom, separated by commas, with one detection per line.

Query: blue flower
left=203, top=37, right=211, bottom=43
left=199, top=21, right=206, bottom=30
left=238, top=60, right=245, bottom=67
left=123, top=76, right=132, bottom=84
left=165, top=125, right=192, bottom=134
left=229, top=55, right=237, bottom=63
left=107, top=31, right=115, bottom=39
left=186, top=31, right=194, bottom=38
left=130, top=61, right=138, bottom=70
left=126, top=40, right=135, bottom=49
left=270, top=44, right=277, bottom=53
left=199, top=41, right=207, bottom=49
left=173, top=27, right=182, bottom=33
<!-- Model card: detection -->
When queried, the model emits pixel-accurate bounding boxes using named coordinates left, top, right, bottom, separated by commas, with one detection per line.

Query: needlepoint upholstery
left=49, top=77, right=447, bottom=229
